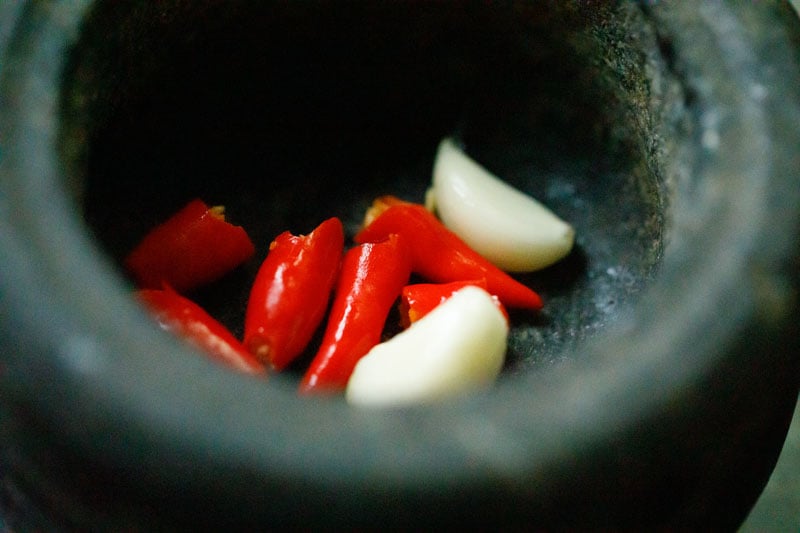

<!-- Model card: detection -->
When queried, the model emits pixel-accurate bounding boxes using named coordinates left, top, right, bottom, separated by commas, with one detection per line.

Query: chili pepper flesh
left=125, top=198, right=255, bottom=293
left=137, top=286, right=265, bottom=375
left=355, top=196, right=543, bottom=310
left=299, top=233, right=412, bottom=394
left=400, top=278, right=508, bottom=328
left=244, top=217, right=344, bottom=370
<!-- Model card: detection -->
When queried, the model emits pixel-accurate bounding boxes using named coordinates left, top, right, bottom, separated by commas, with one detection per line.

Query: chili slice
left=299, top=233, right=412, bottom=394
left=355, top=196, right=543, bottom=310
left=137, top=287, right=265, bottom=375
left=244, top=217, right=344, bottom=370
left=399, top=279, right=508, bottom=328
left=125, top=199, right=255, bottom=292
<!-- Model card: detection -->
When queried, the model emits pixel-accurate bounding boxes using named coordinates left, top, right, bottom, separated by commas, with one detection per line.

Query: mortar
left=2, top=1, right=799, bottom=529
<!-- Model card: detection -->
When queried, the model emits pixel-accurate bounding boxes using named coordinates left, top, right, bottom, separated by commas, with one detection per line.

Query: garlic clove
left=345, top=286, right=508, bottom=407
left=432, top=137, right=575, bottom=272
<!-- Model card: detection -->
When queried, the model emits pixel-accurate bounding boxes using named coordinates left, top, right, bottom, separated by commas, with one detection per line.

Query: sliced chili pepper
left=399, top=278, right=508, bottom=328
left=299, top=233, right=412, bottom=394
left=354, top=196, right=543, bottom=310
left=125, top=198, right=255, bottom=292
left=243, top=217, right=344, bottom=371
left=137, top=286, right=265, bottom=375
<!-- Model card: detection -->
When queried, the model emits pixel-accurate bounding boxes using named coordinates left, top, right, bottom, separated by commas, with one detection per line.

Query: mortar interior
left=59, top=2, right=672, bottom=381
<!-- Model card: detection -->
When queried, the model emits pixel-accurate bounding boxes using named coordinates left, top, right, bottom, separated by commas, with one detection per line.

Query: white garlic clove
left=345, top=286, right=508, bottom=407
left=432, top=137, right=575, bottom=272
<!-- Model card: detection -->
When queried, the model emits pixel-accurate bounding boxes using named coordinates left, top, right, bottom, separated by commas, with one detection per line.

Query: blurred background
left=739, top=1, right=800, bottom=530
left=741, top=407, right=800, bottom=530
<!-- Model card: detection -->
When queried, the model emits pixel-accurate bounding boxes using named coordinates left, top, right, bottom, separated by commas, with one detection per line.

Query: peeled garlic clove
left=345, top=286, right=508, bottom=407
left=432, top=137, right=575, bottom=272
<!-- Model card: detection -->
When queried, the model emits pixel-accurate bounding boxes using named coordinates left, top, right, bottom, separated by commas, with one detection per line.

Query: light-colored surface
left=431, top=138, right=575, bottom=272
left=740, top=398, right=800, bottom=531
left=346, top=287, right=508, bottom=406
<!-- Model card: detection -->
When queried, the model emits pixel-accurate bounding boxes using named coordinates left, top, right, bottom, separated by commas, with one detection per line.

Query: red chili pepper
left=299, top=233, right=412, bottom=394
left=125, top=199, right=255, bottom=292
left=354, top=196, right=543, bottom=310
left=399, top=279, right=508, bottom=328
left=243, top=217, right=344, bottom=371
left=137, top=286, right=265, bottom=375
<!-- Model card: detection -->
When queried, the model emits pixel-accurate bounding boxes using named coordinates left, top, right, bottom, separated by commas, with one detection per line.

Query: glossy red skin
left=137, top=287, right=265, bottom=375
left=399, top=279, right=508, bottom=328
left=243, top=217, right=344, bottom=371
left=354, top=197, right=543, bottom=310
left=299, top=233, right=412, bottom=394
left=125, top=199, right=255, bottom=292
